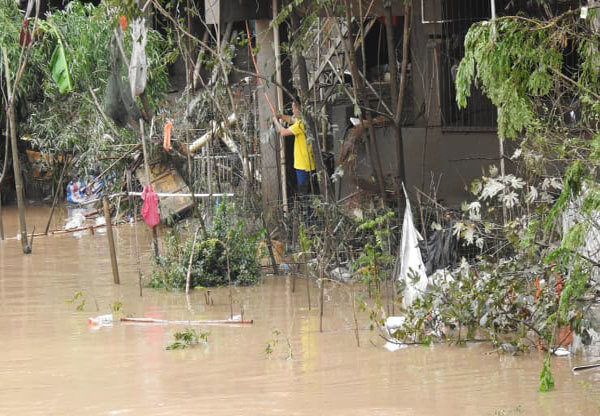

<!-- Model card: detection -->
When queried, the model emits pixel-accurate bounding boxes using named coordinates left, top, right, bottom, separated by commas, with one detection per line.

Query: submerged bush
left=150, top=200, right=261, bottom=289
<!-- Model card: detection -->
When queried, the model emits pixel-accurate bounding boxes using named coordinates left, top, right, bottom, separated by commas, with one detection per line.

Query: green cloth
left=49, top=40, right=73, bottom=94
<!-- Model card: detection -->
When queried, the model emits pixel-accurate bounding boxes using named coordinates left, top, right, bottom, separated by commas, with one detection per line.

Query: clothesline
left=76, top=192, right=235, bottom=206
left=128, top=192, right=235, bottom=197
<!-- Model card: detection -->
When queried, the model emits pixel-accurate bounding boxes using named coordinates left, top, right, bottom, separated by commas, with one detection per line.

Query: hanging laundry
left=163, top=120, right=172, bottom=152
left=141, top=184, right=160, bottom=228
left=129, top=18, right=148, bottom=98
left=19, top=18, right=31, bottom=47
left=119, top=15, right=127, bottom=32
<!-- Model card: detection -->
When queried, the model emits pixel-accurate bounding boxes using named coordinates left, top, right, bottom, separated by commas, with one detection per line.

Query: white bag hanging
left=129, top=18, right=148, bottom=98
left=398, top=184, right=428, bottom=308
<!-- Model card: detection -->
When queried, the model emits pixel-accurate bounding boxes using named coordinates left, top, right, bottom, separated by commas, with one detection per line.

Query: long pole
left=272, top=0, right=288, bottom=215
left=490, top=0, right=506, bottom=224
left=44, top=160, right=68, bottom=235
left=140, top=119, right=160, bottom=257
left=103, top=196, right=120, bottom=284
left=0, top=194, right=3, bottom=240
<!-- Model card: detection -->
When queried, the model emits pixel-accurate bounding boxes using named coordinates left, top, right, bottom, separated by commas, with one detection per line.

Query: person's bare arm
left=273, top=116, right=295, bottom=136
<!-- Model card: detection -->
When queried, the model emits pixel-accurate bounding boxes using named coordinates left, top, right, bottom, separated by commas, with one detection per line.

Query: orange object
left=534, top=277, right=541, bottom=303
left=245, top=20, right=276, bottom=117
left=163, top=120, right=172, bottom=152
left=555, top=275, right=564, bottom=297
left=119, top=16, right=127, bottom=32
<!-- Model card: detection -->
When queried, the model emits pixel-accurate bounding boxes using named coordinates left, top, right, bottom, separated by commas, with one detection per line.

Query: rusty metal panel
left=136, top=163, right=194, bottom=222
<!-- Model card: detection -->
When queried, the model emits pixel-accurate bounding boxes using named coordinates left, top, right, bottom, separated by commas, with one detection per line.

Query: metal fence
left=439, top=0, right=497, bottom=129
left=191, top=152, right=261, bottom=194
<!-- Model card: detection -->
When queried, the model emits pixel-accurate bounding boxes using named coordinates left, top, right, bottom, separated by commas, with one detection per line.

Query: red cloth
left=19, top=18, right=31, bottom=47
left=119, top=16, right=127, bottom=32
left=141, top=184, right=160, bottom=228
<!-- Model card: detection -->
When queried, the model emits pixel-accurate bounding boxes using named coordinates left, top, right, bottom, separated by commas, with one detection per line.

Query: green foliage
left=0, top=0, right=46, bottom=96
left=545, top=161, right=585, bottom=229
left=352, top=210, right=394, bottom=288
left=150, top=200, right=261, bottom=290
left=456, top=18, right=561, bottom=139
left=539, top=356, right=555, bottom=392
left=0, top=0, right=174, bottom=178
left=111, top=300, right=123, bottom=313
left=265, top=329, right=280, bottom=358
left=166, top=328, right=209, bottom=350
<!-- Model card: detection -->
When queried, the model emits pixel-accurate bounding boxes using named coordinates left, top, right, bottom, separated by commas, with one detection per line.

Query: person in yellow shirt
left=273, top=97, right=316, bottom=194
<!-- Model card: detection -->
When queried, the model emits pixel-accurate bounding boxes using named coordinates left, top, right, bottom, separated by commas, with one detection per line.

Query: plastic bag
left=141, top=184, right=160, bottom=228
left=129, top=18, right=148, bottom=98
left=398, top=185, right=428, bottom=308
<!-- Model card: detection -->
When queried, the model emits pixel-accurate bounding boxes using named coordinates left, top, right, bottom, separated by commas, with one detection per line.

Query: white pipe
left=127, top=192, right=234, bottom=197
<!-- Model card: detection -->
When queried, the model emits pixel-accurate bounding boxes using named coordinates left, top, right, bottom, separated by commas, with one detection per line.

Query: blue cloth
left=296, top=169, right=310, bottom=186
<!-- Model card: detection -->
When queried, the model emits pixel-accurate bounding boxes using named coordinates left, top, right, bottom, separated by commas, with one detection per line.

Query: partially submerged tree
left=0, top=0, right=44, bottom=253
left=453, top=3, right=600, bottom=390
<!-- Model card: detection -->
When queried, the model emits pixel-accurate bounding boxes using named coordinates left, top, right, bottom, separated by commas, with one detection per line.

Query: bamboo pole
left=226, top=243, right=233, bottom=320
left=261, top=213, right=279, bottom=275
left=120, top=317, right=253, bottom=325
left=305, top=251, right=311, bottom=310
left=0, top=194, right=3, bottom=240
left=0, top=115, right=9, bottom=241
left=44, top=161, right=69, bottom=235
left=126, top=170, right=143, bottom=296
left=185, top=226, right=200, bottom=294
left=139, top=118, right=159, bottom=258
left=3, top=50, right=30, bottom=254
left=103, top=196, right=120, bottom=284
left=352, top=290, right=360, bottom=347
left=272, top=0, right=288, bottom=215
left=319, top=265, right=325, bottom=332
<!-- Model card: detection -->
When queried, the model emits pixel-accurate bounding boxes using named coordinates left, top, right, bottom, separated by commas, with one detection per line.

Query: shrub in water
left=150, top=200, right=261, bottom=289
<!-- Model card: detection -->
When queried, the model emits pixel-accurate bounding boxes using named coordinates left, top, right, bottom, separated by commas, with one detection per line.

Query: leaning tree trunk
left=340, top=1, right=387, bottom=200
left=7, top=103, right=30, bottom=253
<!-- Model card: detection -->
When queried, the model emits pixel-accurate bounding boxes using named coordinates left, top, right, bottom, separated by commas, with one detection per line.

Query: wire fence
left=439, top=0, right=497, bottom=129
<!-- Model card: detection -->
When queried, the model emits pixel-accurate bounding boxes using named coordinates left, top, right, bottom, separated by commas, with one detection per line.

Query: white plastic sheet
left=398, top=185, right=428, bottom=308
left=129, top=18, right=148, bottom=98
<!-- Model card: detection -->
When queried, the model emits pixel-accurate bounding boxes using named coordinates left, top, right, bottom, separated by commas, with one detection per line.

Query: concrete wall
left=336, top=126, right=500, bottom=208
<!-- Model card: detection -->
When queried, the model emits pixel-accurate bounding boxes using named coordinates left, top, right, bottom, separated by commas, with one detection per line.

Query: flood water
left=1, top=205, right=599, bottom=415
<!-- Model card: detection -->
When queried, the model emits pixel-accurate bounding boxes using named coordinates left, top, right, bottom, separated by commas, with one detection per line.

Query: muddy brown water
left=1, top=205, right=599, bottom=415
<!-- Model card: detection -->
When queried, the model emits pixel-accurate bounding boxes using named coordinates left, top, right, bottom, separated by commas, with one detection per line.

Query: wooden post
left=225, top=243, right=233, bottom=320
left=126, top=169, right=143, bottom=296
left=103, top=196, right=120, bottom=284
left=261, top=213, right=279, bottom=275
left=185, top=226, right=200, bottom=294
left=140, top=119, right=160, bottom=257
left=0, top=194, right=4, bottom=240
left=305, top=251, right=311, bottom=311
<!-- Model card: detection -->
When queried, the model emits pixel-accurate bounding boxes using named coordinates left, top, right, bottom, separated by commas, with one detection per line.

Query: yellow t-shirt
left=289, top=120, right=315, bottom=172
